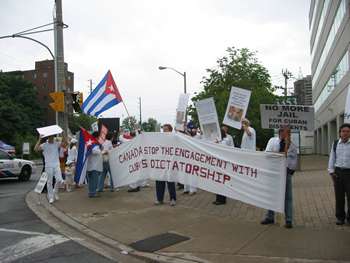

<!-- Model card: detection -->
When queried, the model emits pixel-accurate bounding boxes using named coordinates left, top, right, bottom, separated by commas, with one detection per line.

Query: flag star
left=86, top=139, right=93, bottom=146
left=108, top=85, right=115, bottom=92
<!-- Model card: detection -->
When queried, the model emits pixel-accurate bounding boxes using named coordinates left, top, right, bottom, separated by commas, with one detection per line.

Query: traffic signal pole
left=54, top=0, right=68, bottom=135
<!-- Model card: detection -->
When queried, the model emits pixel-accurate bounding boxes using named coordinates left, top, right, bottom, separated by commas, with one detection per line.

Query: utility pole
left=89, top=79, right=93, bottom=127
left=54, top=0, right=68, bottom=135
left=282, top=69, right=293, bottom=99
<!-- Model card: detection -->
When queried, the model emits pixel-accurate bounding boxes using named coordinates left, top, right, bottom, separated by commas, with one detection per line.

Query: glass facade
left=312, top=0, right=346, bottom=87
left=314, top=51, right=349, bottom=112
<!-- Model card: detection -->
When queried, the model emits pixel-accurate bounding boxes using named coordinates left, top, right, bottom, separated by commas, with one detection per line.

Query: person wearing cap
left=64, top=160, right=75, bottom=192
left=261, top=125, right=297, bottom=228
left=240, top=118, right=256, bottom=151
left=34, top=130, right=69, bottom=203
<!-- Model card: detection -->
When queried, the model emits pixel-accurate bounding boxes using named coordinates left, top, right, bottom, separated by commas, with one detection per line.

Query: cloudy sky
left=0, top=0, right=311, bottom=126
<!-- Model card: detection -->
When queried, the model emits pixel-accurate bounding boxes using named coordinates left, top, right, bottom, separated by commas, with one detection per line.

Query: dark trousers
left=156, top=181, right=176, bottom=201
left=334, top=168, right=350, bottom=222
left=215, top=194, right=226, bottom=203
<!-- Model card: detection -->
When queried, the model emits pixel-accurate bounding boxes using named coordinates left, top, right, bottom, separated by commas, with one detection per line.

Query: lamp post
left=158, top=66, right=187, bottom=122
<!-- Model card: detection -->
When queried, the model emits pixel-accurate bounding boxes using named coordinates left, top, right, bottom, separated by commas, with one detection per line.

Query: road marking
left=0, top=228, right=69, bottom=263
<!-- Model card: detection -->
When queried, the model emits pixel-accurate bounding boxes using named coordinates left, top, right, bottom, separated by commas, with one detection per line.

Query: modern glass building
left=309, top=0, right=350, bottom=155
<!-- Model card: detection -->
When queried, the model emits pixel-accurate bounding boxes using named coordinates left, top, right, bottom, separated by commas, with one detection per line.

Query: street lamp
left=158, top=66, right=187, bottom=122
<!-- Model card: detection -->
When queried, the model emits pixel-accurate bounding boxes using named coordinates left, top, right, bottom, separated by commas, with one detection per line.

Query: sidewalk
left=27, top=155, right=350, bottom=262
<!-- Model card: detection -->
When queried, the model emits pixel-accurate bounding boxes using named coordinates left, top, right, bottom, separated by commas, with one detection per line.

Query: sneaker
left=49, top=197, right=54, bottom=203
left=141, top=184, right=150, bottom=188
left=336, top=219, right=344, bottom=225
left=75, top=184, right=84, bottom=188
left=97, top=189, right=104, bottom=192
left=89, top=193, right=101, bottom=198
left=170, top=199, right=176, bottom=206
left=285, top=221, right=293, bottom=228
left=128, top=188, right=139, bottom=192
left=66, top=189, right=72, bottom=192
left=261, top=218, right=274, bottom=225
left=155, top=201, right=164, bottom=205
left=53, top=193, right=59, bottom=201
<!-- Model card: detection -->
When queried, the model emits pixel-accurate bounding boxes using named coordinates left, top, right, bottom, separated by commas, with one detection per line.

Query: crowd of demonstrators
left=97, top=132, right=114, bottom=192
left=34, top=131, right=69, bottom=203
left=328, top=123, right=350, bottom=226
left=155, top=124, right=177, bottom=206
left=240, top=118, right=256, bottom=151
left=261, top=125, right=297, bottom=228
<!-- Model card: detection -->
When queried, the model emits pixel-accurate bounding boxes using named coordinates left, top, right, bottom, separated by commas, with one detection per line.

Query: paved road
left=0, top=165, right=116, bottom=263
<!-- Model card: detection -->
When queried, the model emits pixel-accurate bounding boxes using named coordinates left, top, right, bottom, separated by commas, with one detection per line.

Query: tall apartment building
left=309, top=0, right=350, bottom=155
left=7, top=60, right=74, bottom=126
left=294, top=75, right=313, bottom=105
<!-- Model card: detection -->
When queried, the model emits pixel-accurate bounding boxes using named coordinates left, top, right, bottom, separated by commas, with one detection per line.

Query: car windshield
left=0, top=150, right=12, bottom=160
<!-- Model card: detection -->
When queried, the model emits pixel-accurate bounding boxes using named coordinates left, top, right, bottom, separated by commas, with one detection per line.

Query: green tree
left=141, top=117, right=160, bottom=132
left=188, top=47, right=277, bottom=150
left=121, top=116, right=138, bottom=131
left=0, top=72, right=45, bottom=155
left=68, top=113, right=98, bottom=135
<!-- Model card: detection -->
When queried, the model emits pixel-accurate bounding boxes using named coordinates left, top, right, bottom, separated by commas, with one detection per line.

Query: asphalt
left=27, top=155, right=350, bottom=263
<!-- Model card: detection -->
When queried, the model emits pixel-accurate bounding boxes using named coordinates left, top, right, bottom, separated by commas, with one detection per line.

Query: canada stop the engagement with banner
left=109, top=132, right=287, bottom=213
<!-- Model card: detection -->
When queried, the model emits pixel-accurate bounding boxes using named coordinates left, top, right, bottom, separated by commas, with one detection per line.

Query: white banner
left=223, top=86, right=251, bottom=129
left=345, top=86, right=350, bottom=124
left=109, top=132, right=287, bottom=213
left=175, top=93, right=190, bottom=131
left=260, top=104, right=315, bottom=131
left=195, top=98, right=221, bottom=142
left=36, top=125, right=62, bottom=137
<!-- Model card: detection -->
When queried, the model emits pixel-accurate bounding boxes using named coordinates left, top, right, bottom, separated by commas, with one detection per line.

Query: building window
left=32, top=73, right=37, bottom=79
left=43, top=96, right=47, bottom=102
left=68, top=75, right=71, bottom=80
left=33, top=85, right=37, bottom=91
left=43, top=84, right=47, bottom=90
left=43, top=72, right=47, bottom=78
left=67, top=86, right=71, bottom=92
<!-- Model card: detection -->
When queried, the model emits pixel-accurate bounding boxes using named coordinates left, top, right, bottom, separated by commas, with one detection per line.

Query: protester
left=86, top=131, right=104, bottom=198
left=212, top=128, right=231, bottom=205
left=220, top=124, right=234, bottom=146
left=34, top=130, right=69, bottom=203
left=155, top=124, right=177, bottom=206
left=66, top=138, right=83, bottom=189
left=97, top=132, right=114, bottom=192
left=328, top=123, right=350, bottom=225
left=64, top=160, right=75, bottom=192
left=261, top=125, right=297, bottom=228
left=240, top=118, right=256, bottom=151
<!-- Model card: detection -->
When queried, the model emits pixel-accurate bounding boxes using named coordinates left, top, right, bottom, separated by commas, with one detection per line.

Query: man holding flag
left=75, top=127, right=103, bottom=197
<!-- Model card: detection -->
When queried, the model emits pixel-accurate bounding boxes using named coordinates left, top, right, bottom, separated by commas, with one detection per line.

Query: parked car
left=0, top=149, right=36, bottom=181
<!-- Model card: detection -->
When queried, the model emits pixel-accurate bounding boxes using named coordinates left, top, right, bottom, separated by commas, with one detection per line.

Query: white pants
left=184, top=184, right=197, bottom=194
left=46, top=166, right=62, bottom=198
left=129, top=179, right=148, bottom=189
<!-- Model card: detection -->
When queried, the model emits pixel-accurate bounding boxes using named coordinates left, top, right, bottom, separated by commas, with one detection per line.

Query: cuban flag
left=75, top=127, right=102, bottom=185
left=81, top=70, right=122, bottom=117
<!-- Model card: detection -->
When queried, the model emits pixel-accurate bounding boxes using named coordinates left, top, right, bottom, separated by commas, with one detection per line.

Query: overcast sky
left=0, top=0, right=311, bottom=127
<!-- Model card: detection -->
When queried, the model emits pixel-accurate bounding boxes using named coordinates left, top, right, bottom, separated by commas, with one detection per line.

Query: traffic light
left=72, top=92, right=83, bottom=112
left=49, top=91, right=64, bottom=112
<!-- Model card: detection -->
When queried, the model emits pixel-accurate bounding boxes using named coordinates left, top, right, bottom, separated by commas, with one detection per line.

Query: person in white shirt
left=220, top=124, right=234, bottom=147
left=240, top=118, right=256, bottom=151
left=86, top=131, right=104, bottom=198
left=328, top=123, right=350, bottom=225
left=97, top=132, right=114, bottom=192
left=261, top=125, right=297, bottom=228
left=34, top=130, right=69, bottom=203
